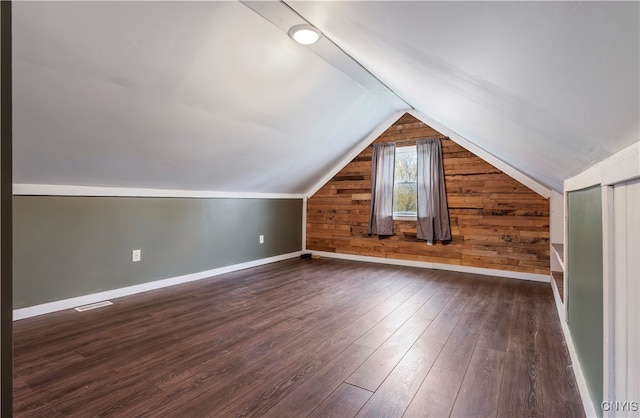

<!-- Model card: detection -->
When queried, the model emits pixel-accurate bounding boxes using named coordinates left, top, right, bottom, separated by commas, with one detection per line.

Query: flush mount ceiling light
left=289, top=24, right=322, bottom=45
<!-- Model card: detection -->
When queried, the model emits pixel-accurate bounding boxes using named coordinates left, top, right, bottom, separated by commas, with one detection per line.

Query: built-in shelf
left=551, top=243, right=564, bottom=270
left=550, top=243, right=565, bottom=305
left=549, top=190, right=565, bottom=320
left=552, top=270, right=564, bottom=302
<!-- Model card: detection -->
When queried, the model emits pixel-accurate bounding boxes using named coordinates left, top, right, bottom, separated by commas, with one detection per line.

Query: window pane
left=394, top=181, right=417, bottom=214
left=393, top=147, right=417, bottom=215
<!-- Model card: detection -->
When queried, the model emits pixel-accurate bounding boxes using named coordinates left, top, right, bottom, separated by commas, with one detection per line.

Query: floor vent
left=74, top=301, right=113, bottom=312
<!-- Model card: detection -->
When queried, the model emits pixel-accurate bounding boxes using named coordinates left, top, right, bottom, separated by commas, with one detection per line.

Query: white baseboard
left=559, top=319, right=598, bottom=417
left=310, top=251, right=550, bottom=283
left=13, top=251, right=303, bottom=320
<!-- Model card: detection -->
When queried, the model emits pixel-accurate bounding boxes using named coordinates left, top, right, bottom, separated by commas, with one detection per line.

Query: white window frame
left=392, top=145, right=417, bottom=221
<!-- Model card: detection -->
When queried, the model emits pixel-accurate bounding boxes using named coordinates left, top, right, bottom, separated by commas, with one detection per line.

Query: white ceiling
left=12, top=1, right=640, bottom=194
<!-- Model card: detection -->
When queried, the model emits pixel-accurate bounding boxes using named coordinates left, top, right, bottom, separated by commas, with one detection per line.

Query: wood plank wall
left=306, top=113, right=550, bottom=275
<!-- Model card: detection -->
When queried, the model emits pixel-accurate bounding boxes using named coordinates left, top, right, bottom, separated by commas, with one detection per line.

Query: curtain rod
left=390, top=136, right=449, bottom=146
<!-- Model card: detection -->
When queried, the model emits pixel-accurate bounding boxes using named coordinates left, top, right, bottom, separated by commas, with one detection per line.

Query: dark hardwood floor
left=13, top=258, right=584, bottom=417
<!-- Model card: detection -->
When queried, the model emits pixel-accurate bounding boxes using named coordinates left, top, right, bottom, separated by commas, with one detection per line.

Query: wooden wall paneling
left=306, top=113, right=550, bottom=275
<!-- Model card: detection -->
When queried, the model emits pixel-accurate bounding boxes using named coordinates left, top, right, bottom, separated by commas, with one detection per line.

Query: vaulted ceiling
left=12, top=1, right=639, bottom=194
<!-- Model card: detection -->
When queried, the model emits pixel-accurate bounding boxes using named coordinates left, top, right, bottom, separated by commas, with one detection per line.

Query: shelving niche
left=550, top=191, right=565, bottom=316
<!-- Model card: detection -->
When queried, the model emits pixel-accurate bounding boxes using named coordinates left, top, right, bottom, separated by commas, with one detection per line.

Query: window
left=393, top=145, right=417, bottom=218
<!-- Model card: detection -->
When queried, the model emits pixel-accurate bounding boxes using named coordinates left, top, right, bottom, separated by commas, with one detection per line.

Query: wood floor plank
left=436, top=327, right=481, bottom=378
left=206, top=282, right=437, bottom=417
left=497, top=283, right=544, bottom=418
left=54, top=374, right=160, bottom=417
left=12, top=384, right=63, bottom=418
left=308, top=384, right=373, bottom=418
left=141, top=264, right=406, bottom=383
left=419, top=278, right=477, bottom=345
left=403, top=365, right=463, bottom=418
left=12, top=258, right=585, bottom=418
left=134, top=269, right=422, bottom=416
left=261, top=343, right=374, bottom=418
left=24, top=361, right=155, bottom=417
left=352, top=280, right=439, bottom=349
left=345, top=285, right=456, bottom=392
left=535, top=285, right=585, bottom=418
left=450, top=346, right=506, bottom=418
left=13, top=399, right=64, bottom=418
left=497, top=349, right=542, bottom=418
left=476, top=280, right=516, bottom=352
left=79, top=384, right=163, bottom=418
left=355, top=338, right=443, bottom=417
left=345, top=286, right=456, bottom=391
left=346, top=317, right=433, bottom=392
left=14, top=350, right=86, bottom=383
left=432, top=277, right=508, bottom=377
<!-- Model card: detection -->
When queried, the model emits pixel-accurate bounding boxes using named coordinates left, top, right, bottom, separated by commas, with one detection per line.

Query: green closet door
left=567, top=185, right=603, bottom=415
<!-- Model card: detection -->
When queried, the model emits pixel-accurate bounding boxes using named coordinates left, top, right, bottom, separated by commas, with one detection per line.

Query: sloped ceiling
left=289, top=1, right=640, bottom=191
left=12, top=1, right=398, bottom=194
left=12, top=1, right=639, bottom=194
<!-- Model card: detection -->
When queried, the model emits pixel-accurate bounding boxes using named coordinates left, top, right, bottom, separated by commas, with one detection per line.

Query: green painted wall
left=567, top=185, right=603, bottom=416
left=13, top=196, right=302, bottom=308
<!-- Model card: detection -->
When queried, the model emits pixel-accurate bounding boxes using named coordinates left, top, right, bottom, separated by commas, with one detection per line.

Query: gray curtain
left=368, top=142, right=396, bottom=236
left=416, top=138, right=451, bottom=244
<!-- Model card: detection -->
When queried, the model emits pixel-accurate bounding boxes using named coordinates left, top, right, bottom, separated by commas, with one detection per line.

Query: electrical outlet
left=132, top=249, right=141, bottom=262
left=259, top=235, right=264, bottom=244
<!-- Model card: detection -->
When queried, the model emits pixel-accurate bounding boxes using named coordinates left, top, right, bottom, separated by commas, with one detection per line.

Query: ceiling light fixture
left=289, top=24, right=321, bottom=45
